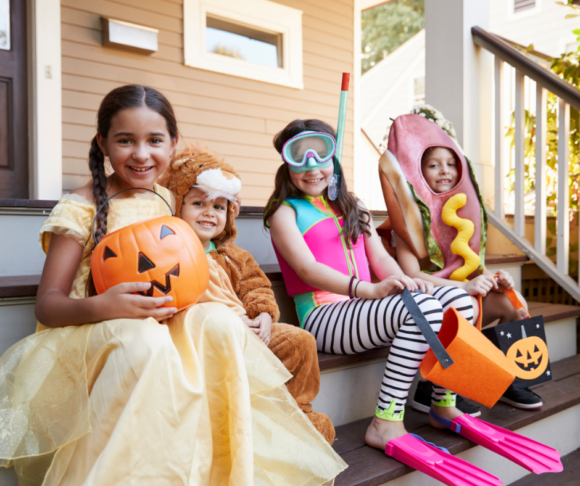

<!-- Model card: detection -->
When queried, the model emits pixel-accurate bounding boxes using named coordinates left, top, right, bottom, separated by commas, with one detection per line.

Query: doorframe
left=28, top=0, right=62, bottom=200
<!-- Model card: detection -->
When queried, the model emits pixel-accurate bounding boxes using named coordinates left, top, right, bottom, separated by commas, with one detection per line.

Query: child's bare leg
left=365, top=417, right=407, bottom=448
left=481, top=291, right=526, bottom=327
left=471, top=295, right=480, bottom=323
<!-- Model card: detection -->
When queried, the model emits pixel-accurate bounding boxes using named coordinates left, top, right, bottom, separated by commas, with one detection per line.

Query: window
left=184, top=0, right=303, bottom=89
left=0, top=0, right=9, bottom=50
left=514, top=0, right=535, bottom=13
left=206, top=16, right=282, bottom=68
left=413, top=76, right=425, bottom=104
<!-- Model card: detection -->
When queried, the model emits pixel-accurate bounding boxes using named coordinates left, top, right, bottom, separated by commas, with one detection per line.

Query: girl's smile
left=180, top=187, right=228, bottom=250
left=421, top=147, right=459, bottom=193
left=289, top=166, right=334, bottom=197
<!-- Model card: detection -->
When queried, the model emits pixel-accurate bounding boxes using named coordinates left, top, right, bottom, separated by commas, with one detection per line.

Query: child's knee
left=195, top=303, right=246, bottom=340
left=122, top=319, right=174, bottom=363
left=269, top=324, right=317, bottom=364
left=413, top=293, right=443, bottom=316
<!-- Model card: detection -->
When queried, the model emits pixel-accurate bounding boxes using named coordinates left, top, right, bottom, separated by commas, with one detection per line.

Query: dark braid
left=89, top=136, right=109, bottom=243
left=85, top=85, right=178, bottom=297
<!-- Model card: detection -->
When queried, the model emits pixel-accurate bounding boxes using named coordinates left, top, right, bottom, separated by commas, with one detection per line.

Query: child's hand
left=464, top=275, right=497, bottom=297
left=412, top=278, right=434, bottom=295
left=242, top=312, right=272, bottom=346
left=494, top=270, right=514, bottom=291
left=98, top=282, right=178, bottom=322
left=365, top=275, right=418, bottom=299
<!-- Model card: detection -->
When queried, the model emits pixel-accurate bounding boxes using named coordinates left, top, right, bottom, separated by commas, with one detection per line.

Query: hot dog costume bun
left=378, top=113, right=487, bottom=281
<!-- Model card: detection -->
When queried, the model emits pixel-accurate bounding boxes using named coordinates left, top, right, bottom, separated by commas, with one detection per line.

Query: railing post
left=514, top=70, right=526, bottom=238
left=535, top=85, right=547, bottom=256
left=494, top=56, right=505, bottom=219
left=557, top=98, right=570, bottom=276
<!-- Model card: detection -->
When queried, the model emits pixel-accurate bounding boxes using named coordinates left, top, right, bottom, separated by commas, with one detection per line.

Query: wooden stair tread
left=485, top=253, right=529, bottom=265
left=0, top=274, right=41, bottom=298
left=0, top=254, right=532, bottom=298
left=332, top=354, right=580, bottom=486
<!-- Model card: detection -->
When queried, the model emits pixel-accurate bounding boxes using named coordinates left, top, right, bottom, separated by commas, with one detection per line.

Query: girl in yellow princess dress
left=0, top=85, right=345, bottom=486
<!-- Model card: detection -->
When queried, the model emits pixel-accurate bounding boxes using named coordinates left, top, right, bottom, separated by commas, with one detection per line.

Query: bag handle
left=401, top=288, right=455, bottom=369
left=474, top=275, right=530, bottom=331
left=91, top=187, right=174, bottom=246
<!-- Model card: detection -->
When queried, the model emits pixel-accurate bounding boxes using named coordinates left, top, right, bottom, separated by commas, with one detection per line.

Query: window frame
left=184, top=0, right=303, bottom=89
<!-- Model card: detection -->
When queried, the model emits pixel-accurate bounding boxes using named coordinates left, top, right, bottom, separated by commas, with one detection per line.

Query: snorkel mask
left=281, top=131, right=337, bottom=173
left=279, top=73, right=350, bottom=200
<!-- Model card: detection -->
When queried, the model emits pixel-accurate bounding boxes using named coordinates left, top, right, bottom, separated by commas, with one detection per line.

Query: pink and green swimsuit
left=272, top=195, right=371, bottom=327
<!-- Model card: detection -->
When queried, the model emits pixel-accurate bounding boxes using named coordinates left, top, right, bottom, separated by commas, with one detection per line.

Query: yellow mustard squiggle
left=441, top=193, right=480, bottom=281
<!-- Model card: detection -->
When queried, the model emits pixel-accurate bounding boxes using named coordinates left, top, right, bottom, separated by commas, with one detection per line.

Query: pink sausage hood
left=387, top=114, right=486, bottom=280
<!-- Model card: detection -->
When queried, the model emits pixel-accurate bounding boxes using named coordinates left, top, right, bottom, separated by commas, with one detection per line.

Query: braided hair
left=86, top=85, right=178, bottom=296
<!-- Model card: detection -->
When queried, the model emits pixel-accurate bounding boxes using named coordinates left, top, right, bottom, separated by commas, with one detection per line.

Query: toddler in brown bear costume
left=160, top=144, right=335, bottom=444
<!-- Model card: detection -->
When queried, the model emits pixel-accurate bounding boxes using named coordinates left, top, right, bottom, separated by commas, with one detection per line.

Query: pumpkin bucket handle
left=91, top=187, right=174, bottom=246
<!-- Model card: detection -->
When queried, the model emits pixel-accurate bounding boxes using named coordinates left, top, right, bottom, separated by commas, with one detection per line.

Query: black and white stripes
left=303, top=286, right=474, bottom=413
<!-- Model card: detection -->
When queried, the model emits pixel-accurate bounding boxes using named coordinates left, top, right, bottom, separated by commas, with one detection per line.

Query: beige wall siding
left=61, top=0, right=355, bottom=206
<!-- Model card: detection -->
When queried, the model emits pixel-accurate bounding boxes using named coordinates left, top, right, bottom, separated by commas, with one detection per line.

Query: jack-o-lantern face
left=90, top=216, right=209, bottom=311
left=506, top=336, right=549, bottom=380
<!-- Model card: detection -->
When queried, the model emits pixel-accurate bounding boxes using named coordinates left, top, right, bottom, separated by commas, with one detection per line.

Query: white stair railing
left=473, top=27, right=580, bottom=303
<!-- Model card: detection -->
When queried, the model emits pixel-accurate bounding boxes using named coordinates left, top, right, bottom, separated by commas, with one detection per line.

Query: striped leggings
left=303, top=286, right=474, bottom=413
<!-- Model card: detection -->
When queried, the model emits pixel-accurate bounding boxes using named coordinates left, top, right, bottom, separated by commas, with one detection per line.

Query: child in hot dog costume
left=160, top=143, right=336, bottom=443
left=378, top=112, right=542, bottom=411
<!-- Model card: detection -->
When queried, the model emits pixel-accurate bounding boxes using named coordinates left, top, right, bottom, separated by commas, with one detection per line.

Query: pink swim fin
left=430, top=409, right=563, bottom=474
left=385, top=433, right=502, bottom=486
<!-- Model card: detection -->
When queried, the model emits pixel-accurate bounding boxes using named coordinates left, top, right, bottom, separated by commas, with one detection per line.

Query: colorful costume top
left=378, top=114, right=487, bottom=281
left=273, top=195, right=371, bottom=326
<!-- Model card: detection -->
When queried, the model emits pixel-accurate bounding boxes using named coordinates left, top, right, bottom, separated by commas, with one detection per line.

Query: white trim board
left=28, top=0, right=62, bottom=199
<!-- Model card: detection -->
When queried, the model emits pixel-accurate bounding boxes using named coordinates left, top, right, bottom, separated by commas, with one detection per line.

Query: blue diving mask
left=281, top=131, right=337, bottom=174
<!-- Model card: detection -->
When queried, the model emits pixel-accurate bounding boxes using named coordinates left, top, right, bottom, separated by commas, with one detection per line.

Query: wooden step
left=331, top=354, right=580, bottom=486
left=1, top=258, right=578, bottom=371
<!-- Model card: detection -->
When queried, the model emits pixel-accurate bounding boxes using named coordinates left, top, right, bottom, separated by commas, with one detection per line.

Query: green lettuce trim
left=408, top=182, right=444, bottom=272
left=465, top=156, right=488, bottom=274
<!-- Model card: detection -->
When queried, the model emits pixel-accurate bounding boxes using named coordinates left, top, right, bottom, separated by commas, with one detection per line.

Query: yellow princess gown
left=0, top=185, right=346, bottom=486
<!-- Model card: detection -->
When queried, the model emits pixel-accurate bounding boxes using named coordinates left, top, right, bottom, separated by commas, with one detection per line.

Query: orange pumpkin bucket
left=420, top=307, right=516, bottom=408
left=90, top=188, right=209, bottom=311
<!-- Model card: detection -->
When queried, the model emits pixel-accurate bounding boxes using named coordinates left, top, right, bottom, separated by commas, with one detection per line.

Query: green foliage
left=361, top=0, right=424, bottom=74
left=556, top=1, right=580, bottom=24
left=504, top=86, right=580, bottom=217
left=211, top=44, right=245, bottom=60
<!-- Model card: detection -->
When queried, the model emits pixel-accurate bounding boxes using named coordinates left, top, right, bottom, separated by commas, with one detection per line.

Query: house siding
left=61, top=0, right=355, bottom=205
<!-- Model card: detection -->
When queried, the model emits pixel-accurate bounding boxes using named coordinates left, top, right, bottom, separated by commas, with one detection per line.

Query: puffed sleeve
left=39, top=194, right=96, bottom=254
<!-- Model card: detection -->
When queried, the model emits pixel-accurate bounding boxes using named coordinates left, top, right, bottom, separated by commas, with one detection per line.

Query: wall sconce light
left=102, top=18, right=158, bottom=54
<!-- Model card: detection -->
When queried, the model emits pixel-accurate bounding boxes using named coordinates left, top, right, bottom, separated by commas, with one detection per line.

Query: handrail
left=472, top=26, right=580, bottom=111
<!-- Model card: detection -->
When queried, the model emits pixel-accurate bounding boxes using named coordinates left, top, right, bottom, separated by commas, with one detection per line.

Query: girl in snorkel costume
left=380, top=112, right=541, bottom=411
left=265, top=118, right=478, bottom=459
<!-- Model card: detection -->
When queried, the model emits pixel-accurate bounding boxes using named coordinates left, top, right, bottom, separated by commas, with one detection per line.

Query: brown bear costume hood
left=159, top=143, right=241, bottom=247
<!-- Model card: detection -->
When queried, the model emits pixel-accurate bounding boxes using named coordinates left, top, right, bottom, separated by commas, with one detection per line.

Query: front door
left=0, top=0, right=27, bottom=198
